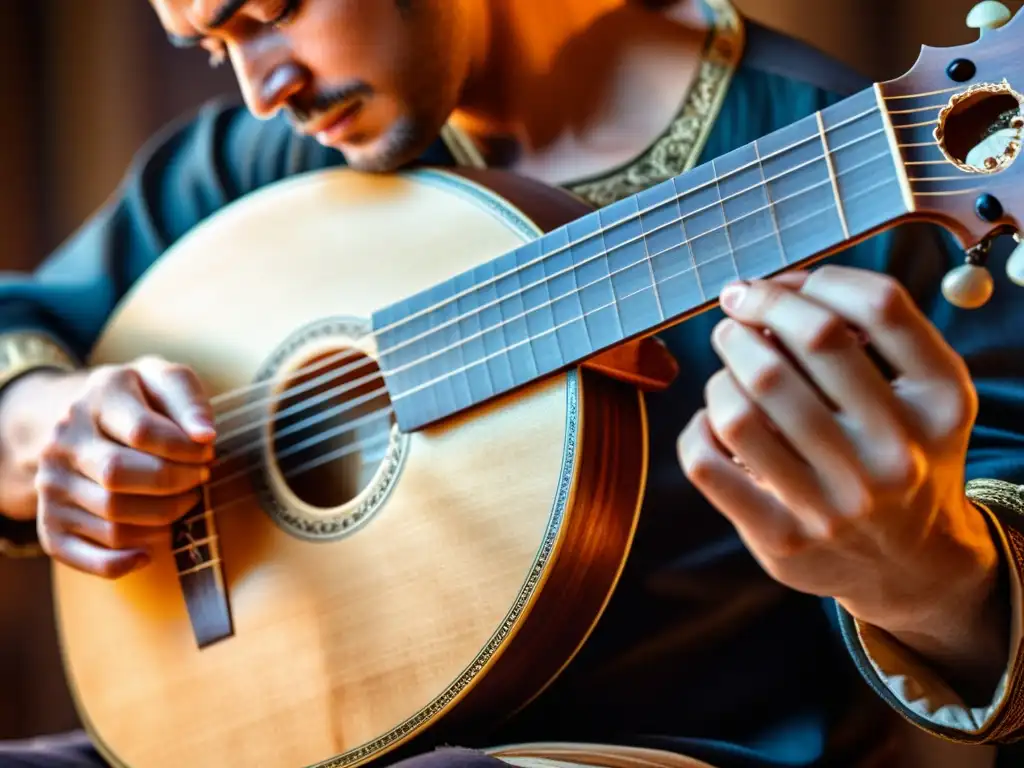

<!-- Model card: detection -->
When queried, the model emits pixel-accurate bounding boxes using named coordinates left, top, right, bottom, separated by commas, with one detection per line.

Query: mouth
left=300, top=99, right=365, bottom=145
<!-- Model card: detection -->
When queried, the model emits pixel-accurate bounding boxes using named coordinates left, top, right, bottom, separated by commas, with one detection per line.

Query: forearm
left=0, top=369, right=88, bottom=521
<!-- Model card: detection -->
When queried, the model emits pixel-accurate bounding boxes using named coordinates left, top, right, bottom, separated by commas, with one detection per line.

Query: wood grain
left=51, top=167, right=646, bottom=768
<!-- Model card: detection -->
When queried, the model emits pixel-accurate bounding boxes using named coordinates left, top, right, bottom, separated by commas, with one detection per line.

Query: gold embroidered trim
left=0, top=537, right=43, bottom=559
left=966, top=479, right=1024, bottom=742
left=567, top=0, right=746, bottom=208
left=967, top=478, right=1024, bottom=519
left=438, top=0, right=745, bottom=209
left=0, top=331, right=77, bottom=393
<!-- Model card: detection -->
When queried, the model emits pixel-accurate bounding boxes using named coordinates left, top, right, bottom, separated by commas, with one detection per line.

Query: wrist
left=0, top=368, right=88, bottom=521
left=846, top=497, right=1010, bottom=702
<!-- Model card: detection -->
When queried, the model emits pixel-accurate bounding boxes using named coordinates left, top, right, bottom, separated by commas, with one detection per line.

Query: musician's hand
left=35, top=356, right=215, bottom=579
left=678, top=265, right=1008, bottom=695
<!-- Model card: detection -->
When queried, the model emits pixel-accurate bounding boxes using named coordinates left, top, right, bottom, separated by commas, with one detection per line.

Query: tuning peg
left=1007, top=233, right=1024, bottom=286
left=967, top=1, right=1012, bottom=33
left=942, top=241, right=994, bottom=309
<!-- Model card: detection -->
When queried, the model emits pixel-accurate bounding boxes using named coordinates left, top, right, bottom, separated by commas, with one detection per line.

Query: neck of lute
left=373, top=85, right=913, bottom=432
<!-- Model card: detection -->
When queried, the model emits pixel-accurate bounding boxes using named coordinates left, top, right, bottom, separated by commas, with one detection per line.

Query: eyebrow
left=167, top=0, right=251, bottom=47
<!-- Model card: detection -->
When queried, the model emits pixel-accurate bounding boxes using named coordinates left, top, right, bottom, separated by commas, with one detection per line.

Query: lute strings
left=210, top=101, right=894, bottom=416
left=173, top=88, right=983, bottom=536
left=205, top=155, right=965, bottom=501
left=210, top=113, right=951, bottom=466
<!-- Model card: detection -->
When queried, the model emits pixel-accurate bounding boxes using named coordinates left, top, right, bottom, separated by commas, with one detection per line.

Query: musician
left=0, top=1, right=1021, bottom=766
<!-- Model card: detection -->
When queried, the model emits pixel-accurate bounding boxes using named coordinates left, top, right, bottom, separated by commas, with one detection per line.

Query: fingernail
left=188, top=413, right=215, bottom=437
left=712, top=318, right=737, bottom=344
left=719, top=282, right=747, bottom=311
left=192, top=413, right=214, bottom=429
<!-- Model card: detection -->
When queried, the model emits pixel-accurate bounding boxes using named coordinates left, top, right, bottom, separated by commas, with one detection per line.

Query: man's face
left=150, top=0, right=473, bottom=171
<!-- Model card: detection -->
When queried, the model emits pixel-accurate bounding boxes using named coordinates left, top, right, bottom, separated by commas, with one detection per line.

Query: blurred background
left=0, top=0, right=1019, bottom=743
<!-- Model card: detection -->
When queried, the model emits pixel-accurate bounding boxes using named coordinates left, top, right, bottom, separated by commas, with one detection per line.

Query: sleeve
left=0, top=98, right=348, bottom=364
left=0, top=98, right=348, bottom=550
left=831, top=222, right=1024, bottom=745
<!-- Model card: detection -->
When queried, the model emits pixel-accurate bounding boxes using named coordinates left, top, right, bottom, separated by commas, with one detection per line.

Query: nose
left=235, top=55, right=311, bottom=120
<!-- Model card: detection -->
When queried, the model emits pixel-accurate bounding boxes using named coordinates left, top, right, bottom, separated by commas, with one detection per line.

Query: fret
left=637, top=179, right=706, bottom=318
left=600, top=194, right=663, bottom=338
left=710, top=137, right=805, bottom=284
left=756, top=111, right=846, bottom=264
left=376, top=85, right=913, bottom=432
left=816, top=111, right=851, bottom=240
left=669, top=161, right=732, bottom=298
left=754, top=139, right=788, bottom=268
left=564, top=209, right=622, bottom=351
left=823, top=88, right=910, bottom=236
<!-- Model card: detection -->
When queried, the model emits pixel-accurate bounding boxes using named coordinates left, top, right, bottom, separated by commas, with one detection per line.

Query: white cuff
left=854, top=502, right=1022, bottom=733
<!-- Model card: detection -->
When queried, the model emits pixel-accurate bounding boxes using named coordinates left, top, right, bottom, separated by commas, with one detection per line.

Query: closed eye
left=170, top=0, right=303, bottom=68
left=269, top=0, right=302, bottom=27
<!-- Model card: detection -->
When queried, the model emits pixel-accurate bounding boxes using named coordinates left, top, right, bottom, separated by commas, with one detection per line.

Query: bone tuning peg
left=942, top=242, right=994, bottom=309
left=967, top=1, right=1013, bottom=32
left=942, top=263, right=994, bottom=308
left=1008, top=233, right=1024, bottom=287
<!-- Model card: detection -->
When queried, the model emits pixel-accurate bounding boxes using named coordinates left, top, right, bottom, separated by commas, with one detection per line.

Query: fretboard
left=373, top=86, right=911, bottom=432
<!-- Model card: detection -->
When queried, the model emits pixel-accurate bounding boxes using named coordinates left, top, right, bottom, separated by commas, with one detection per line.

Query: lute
left=53, top=5, right=1024, bottom=768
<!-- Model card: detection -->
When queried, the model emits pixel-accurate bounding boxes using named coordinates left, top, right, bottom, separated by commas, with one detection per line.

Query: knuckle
left=714, top=406, right=758, bottom=447
left=105, top=523, right=130, bottom=551
left=96, top=451, right=126, bottom=489
left=110, top=366, right=139, bottom=388
left=50, top=421, right=74, bottom=449
left=53, top=406, right=76, bottom=435
left=37, top=440, right=66, bottom=466
left=48, top=408, right=85, bottom=451
left=746, top=362, right=786, bottom=399
left=169, top=492, right=199, bottom=522
left=94, top=558, right=127, bottom=581
left=767, top=530, right=807, bottom=560
left=878, top=451, right=926, bottom=492
left=125, top=415, right=158, bottom=449
left=86, top=363, right=121, bottom=388
left=155, top=462, right=181, bottom=491
left=933, top=382, right=977, bottom=435
left=678, top=412, right=725, bottom=487
left=34, top=466, right=65, bottom=497
left=35, top=497, right=57, bottom=526
left=89, top=366, right=139, bottom=401
left=868, top=280, right=911, bottom=327
left=94, top=488, right=119, bottom=520
left=801, top=313, right=850, bottom=354
left=834, top=482, right=874, bottom=522
left=679, top=442, right=718, bottom=486
left=162, top=363, right=200, bottom=390
left=807, top=514, right=846, bottom=544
